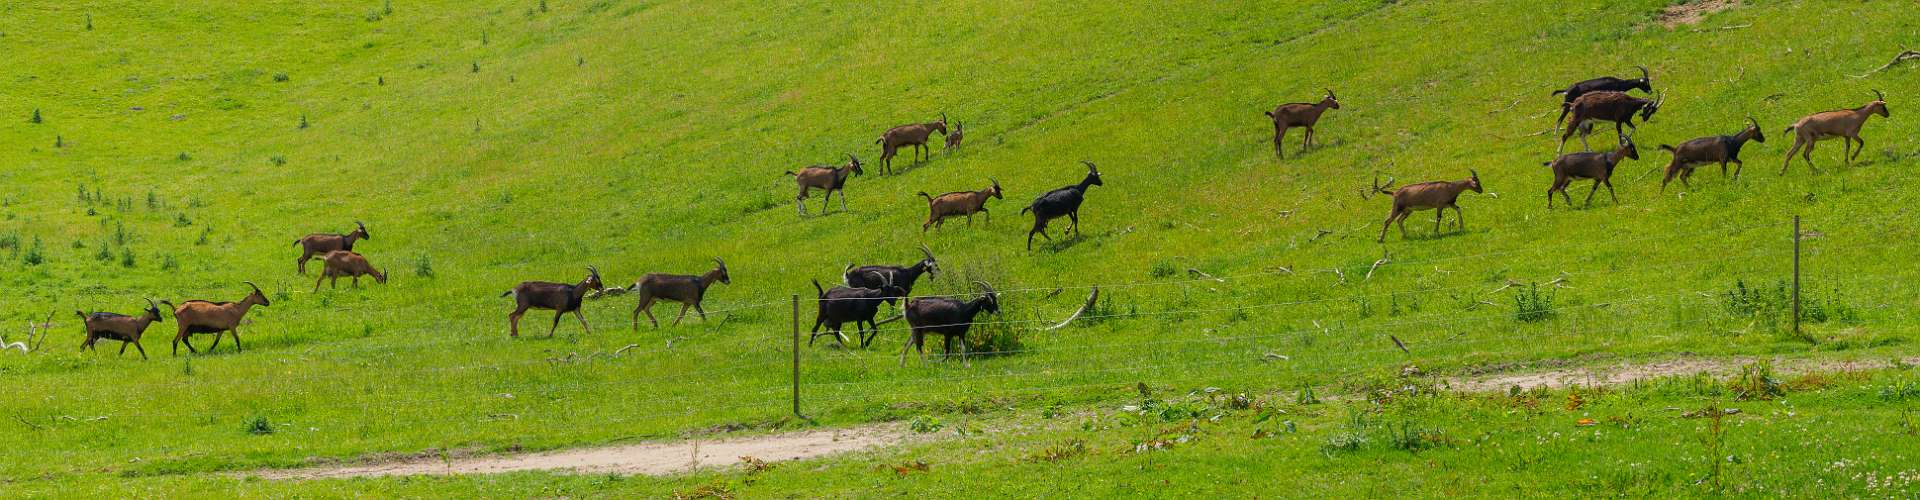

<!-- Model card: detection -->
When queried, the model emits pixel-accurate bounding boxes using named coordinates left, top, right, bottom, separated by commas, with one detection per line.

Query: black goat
left=501, top=266, right=604, bottom=338
left=846, top=246, right=937, bottom=298
left=1553, top=66, right=1653, bottom=129
left=900, top=281, right=1000, bottom=367
left=1021, top=161, right=1104, bottom=250
left=810, top=274, right=905, bottom=349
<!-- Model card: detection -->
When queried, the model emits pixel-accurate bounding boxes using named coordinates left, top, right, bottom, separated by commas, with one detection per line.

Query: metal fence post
left=1792, top=215, right=1801, bottom=337
left=792, top=294, right=802, bottom=417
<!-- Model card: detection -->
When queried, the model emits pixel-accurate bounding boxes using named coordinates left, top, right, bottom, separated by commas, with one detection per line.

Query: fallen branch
left=1852, top=49, right=1920, bottom=78
left=1389, top=335, right=1409, bottom=354
left=1186, top=269, right=1225, bottom=283
left=613, top=344, right=640, bottom=356
left=1043, top=287, right=1100, bottom=331
left=1364, top=249, right=1391, bottom=281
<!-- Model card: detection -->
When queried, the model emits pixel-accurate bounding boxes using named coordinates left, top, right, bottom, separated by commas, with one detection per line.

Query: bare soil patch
left=254, top=423, right=914, bottom=480
left=1656, top=0, right=1739, bottom=28
left=1447, top=354, right=1919, bottom=393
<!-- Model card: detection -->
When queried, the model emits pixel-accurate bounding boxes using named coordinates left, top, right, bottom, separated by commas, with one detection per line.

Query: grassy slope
left=0, top=0, right=1916, bottom=494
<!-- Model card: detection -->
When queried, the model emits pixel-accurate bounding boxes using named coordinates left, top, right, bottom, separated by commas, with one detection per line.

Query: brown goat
left=918, top=179, right=1003, bottom=231
left=1266, top=89, right=1340, bottom=159
left=1559, top=91, right=1662, bottom=153
left=313, top=250, right=388, bottom=291
left=502, top=266, right=604, bottom=338
left=1546, top=136, right=1639, bottom=208
left=632, top=258, right=731, bottom=329
left=293, top=221, right=369, bottom=274
left=1660, top=117, right=1765, bottom=191
left=786, top=154, right=863, bottom=216
left=77, top=298, right=165, bottom=360
left=944, top=121, right=965, bottom=153
left=876, top=114, right=949, bottom=175
left=1371, top=171, right=1484, bottom=242
left=1782, top=90, right=1890, bottom=174
left=168, top=282, right=270, bottom=356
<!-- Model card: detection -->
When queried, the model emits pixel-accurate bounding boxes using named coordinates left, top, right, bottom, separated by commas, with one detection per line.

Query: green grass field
left=2, top=0, right=1917, bottom=496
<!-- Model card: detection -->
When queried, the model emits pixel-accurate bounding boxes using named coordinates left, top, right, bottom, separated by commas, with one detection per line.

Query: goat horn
left=1873, top=89, right=1885, bottom=101
left=243, top=281, right=261, bottom=292
left=587, top=265, right=599, bottom=276
left=1080, top=160, right=1098, bottom=173
left=1635, top=65, right=1649, bottom=80
left=971, top=280, right=994, bottom=295
left=919, top=244, right=935, bottom=261
left=1746, top=116, right=1759, bottom=128
left=145, top=298, right=158, bottom=309
left=939, top=112, right=948, bottom=123
left=713, top=257, right=726, bottom=269
left=1469, top=169, right=1480, bottom=181
left=1325, top=88, right=1335, bottom=99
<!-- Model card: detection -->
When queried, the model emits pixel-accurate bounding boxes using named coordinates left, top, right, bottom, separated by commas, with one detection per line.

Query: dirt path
left=255, top=423, right=913, bottom=480
left=1446, top=355, right=1920, bottom=393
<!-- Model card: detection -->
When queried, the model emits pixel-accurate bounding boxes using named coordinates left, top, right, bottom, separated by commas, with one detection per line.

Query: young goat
left=1660, top=117, right=1765, bottom=191
left=1021, top=161, right=1104, bottom=250
left=918, top=178, right=1003, bottom=231
left=1266, top=89, right=1341, bottom=159
left=293, top=221, right=369, bottom=274
left=1546, top=136, right=1639, bottom=208
left=1372, top=171, right=1484, bottom=242
left=875, top=113, right=948, bottom=175
left=1782, top=90, right=1890, bottom=174
left=168, top=282, right=270, bottom=356
left=846, top=245, right=938, bottom=298
left=810, top=274, right=905, bottom=348
left=900, top=281, right=1000, bottom=367
left=944, top=121, right=965, bottom=153
left=785, top=154, right=863, bottom=216
left=77, top=298, right=164, bottom=360
left=502, top=266, right=603, bottom=338
left=1559, top=91, right=1662, bottom=153
left=631, top=258, right=732, bottom=329
left=313, top=250, right=388, bottom=291
left=1553, top=66, right=1652, bottom=129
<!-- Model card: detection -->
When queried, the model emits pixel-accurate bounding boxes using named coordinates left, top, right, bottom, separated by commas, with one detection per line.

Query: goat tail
left=75, top=310, right=87, bottom=320
left=1551, top=89, right=1567, bottom=96
left=1658, top=144, right=1677, bottom=152
left=917, top=192, right=933, bottom=203
left=783, top=171, right=797, bottom=177
left=1540, top=161, right=1552, bottom=167
left=1020, top=204, right=1033, bottom=215
left=292, top=239, right=301, bottom=247
left=500, top=289, right=514, bottom=298
left=812, top=279, right=825, bottom=299
left=1783, top=125, right=1796, bottom=135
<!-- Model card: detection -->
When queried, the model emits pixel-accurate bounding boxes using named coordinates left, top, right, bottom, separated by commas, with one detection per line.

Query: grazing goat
left=1022, top=161, right=1104, bottom=250
left=502, top=266, right=603, bottom=338
left=900, top=282, right=1000, bottom=367
left=846, top=245, right=938, bottom=298
left=810, top=275, right=905, bottom=348
left=1546, top=136, right=1639, bottom=208
left=1782, top=90, right=1890, bottom=174
left=1553, top=66, right=1652, bottom=129
left=168, top=282, right=270, bottom=355
left=1371, top=171, right=1484, bottom=242
left=1660, top=117, right=1765, bottom=191
left=1559, top=91, right=1662, bottom=153
left=944, top=121, right=965, bottom=153
left=631, top=258, right=731, bottom=329
left=77, top=299, right=164, bottom=360
left=785, top=154, right=863, bottom=216
left=313, top=250, right=388, bottom=291
left=1266, top=89, right=1341, bottom=159
left=918, top=179, right=1003, bottom=231
left=293, top=221, right=369, bottom=274
left=875, top=113, right=948, bottom=175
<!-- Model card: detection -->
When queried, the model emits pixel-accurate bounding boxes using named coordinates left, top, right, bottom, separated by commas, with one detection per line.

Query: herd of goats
left=63, top=67, right=1894, bottom=366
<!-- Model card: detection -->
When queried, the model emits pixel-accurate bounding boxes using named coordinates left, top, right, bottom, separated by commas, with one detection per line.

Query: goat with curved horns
left=811, top=273, right=905, bottom=349
left=786, top=154, right=863, bottom=216
left=1782, top=90, right=1890, bottom=174
left=293, top=221, right=369, bottom=274
left=876, top=114, right=948, bottom=175
left=168, top=282, right=270, bottom=355
left=919, top=178, right=1003, bottom=231
left=1559, top=91, right=1662, bottom=153
left=1371, top=171, right=1484, bottom=242
left=846, top=246, right=938, bottom=298
left=1546, top=135, right=1639, bottom=208
left=1022, top=161, right=1104, bottom=250
left=632, top=258, right=731, bottom=329
left=1660, top=117, right=1765, bottom=191
left=1266, top=89, right=1340, bottom=159
left=1553, top=66, right=1652, bottom=130
left=77, top=298, right=165, bottom=360
left=502, top=266, right=603, bottom=338
left=900, top=281, right=1000, bottom=367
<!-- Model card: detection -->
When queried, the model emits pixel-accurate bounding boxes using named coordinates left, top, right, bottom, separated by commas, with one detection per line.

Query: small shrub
left=1026, top=439, right=1087, bottom=463
left=471, top=62, right=480, bottom=73
left=1384, top=419, right=1450, bottom=453
left=146, top=190, right=159, bottom=209
left=120, top=248, right=135, bottom=268
left=1514, top=282, right=1553, bottom=322
left=161, top=254, right=177, bottom=270
left=1730, top=362, right=1785, bottom=401
left=413, top=253, right=435, bottom=277
left=94, top=241, right=113, bottom=261
left=55, top=135, right=63, bottom=148
left=272, top=73, right=289, bottom=82
left=298, top=113, right=309, bottom=129
left=908, top=415, right=944, bottom=433
left=19, top=237, right=40, bottom=265
left=1148, top=260, right=1178, bottom=278
left=269, top=155, right=287, bottom=166
left=246, top=417, right=274, bottom=435
left=29, top=109, right=41, bottom=123
left=0, top=232, right=17, bottom=250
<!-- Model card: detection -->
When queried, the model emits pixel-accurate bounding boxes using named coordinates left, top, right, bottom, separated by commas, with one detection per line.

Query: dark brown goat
left=313, top=250, right=388, bottom=291
left=293, top=221, right=369, bottom=274
left=810, top=274, right=905, bottom=349
left=1559, top=91, right=1662, bottom=153
left=1266, top=89, right=1340, bottom=159
left=944, top=121, right=965, bottom=153
left=1371, top=171, right=1484, bottom=242
left=876, top=114, right=948, bottom=175
left=1546, top=136, right=1639, bottom=208
left=786, top=154, right=863, bottom=216
left=1660, top=117, right=1765, bottom=191
left=1553, top=66, right=1652, bottom=129
left=631, top=258, right=731, bottom=329
left=77, top=298, right=164, bottom=360
left=501, top=266, right=603, bottom=338
left=918, top=179, right=1003, bottom=231
left=846, top=246, right=938, bottom=298
left=168, top=282, right=270, bottom=356
left=1782, top=90, right=1890, bottom=174
left=899, top=281, right=1000, bottom=367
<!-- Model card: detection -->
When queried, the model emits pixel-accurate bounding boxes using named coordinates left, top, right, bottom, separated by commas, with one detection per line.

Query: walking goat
left=1266, top=89, right=1341, bottom=159
left=918, top=179, right=1003, bottom=231
left=846, top=246, right=938, bottom=298
left=1559, top=91, right=1662, bottom=153
left=168, top=282, right=270, bottom=355
left=1371, top=171, right=1484, bottom=242
left=631, top=258, right=731, bottom=329
left=502, top=266, right=604, bottom=338
left=313, top=250, right=388, bottom=291
left=876, top=114, right=948, bottom=175
left=1553, top=66, right=1652, bottom=129
left=1022, top=161, right=1104, bottom=250
left=293, top=221, right=369, bottom=274
left=786, top=154, right=863, bottom=216
left=1782, top=90, right=1890, bottom=174
left=900, top=281, right=1000, bottom=367
left=77, top=299, right=165, bottom=360
left=1660, top=117, right=1765, bottom=191
left=810, top=274, right=905, bottom=348
left=1546, top=135, right=1639, bottom=208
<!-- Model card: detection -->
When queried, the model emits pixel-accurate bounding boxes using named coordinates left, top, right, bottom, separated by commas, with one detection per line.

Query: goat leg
left=547, top=310, right=563, bottom=337
left=694, top=303, right=707, bottom=321
left=1850, top=137, right=1865, bottom=163
left=230, top=328, right=242, bottom=352
left=133, top=340, right=147, bottom=360
left=1453, top=206, right=1466, bottom=231
left=118, top=341, right=129, bottom=356
left=672, top=303, right=690, bottom=326
left=1584, top=180, right=1601, bottom=207
left=574, top=309, right=591, bottom=335
left=1605, top=179, right=1617, bottom=204
left=509, top=310, right=525, bottom=337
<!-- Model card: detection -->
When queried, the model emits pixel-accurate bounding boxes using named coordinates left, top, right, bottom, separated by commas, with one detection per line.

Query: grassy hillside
left=2, top=0, right=1917, bottom=495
